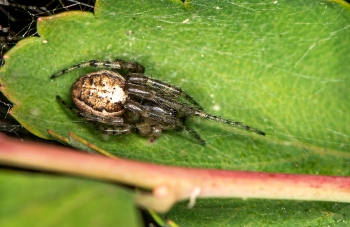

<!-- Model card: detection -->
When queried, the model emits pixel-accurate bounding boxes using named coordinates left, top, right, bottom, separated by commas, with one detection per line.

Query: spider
left=50, top=59, right=265, bottom=145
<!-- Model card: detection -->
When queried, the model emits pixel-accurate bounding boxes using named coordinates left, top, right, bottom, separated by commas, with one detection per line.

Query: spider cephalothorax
left=51, top=59, right=265, bottom=145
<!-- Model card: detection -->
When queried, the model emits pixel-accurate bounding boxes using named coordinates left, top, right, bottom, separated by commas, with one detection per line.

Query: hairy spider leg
left=126, top=83, right=199, bottom=112
left=193, top=111, right=266, bottom=136
left=125, top=86, right=266, bottom=136
left=96, top=124, right=136, bottom=135
left=127, top=73, right=203, bottom=110
left=182, top=123, right=206, bottom=145
left=124, top=100, right=205, bottom=144
left=50, top=59, right=145, bottom=79
left=56, top=96, right=125, bottom=126
left=124, top=100, right=179, bottom=126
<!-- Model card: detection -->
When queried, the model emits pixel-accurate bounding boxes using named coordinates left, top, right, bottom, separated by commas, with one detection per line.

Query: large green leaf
left=0, top=0, right=349, bottom=226
left=0, top=170, right=141, bottom=227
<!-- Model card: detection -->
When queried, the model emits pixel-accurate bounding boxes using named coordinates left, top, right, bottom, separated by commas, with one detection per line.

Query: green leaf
left=0, top=170, right=142, bottom=227
left=167, top=199, right=350, bottom=227
left=0, top=0, right=350, bottom=226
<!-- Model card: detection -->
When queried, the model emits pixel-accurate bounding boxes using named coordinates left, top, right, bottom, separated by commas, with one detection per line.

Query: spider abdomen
left=71, top=70, right=127, bottom=118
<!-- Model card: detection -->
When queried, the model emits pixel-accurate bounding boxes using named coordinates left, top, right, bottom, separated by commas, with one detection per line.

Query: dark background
left=0, top=0, right=95, bottom=138
left=0, top=0, right=95, bottom=62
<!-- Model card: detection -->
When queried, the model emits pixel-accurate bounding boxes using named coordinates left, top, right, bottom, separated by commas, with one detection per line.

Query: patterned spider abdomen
left=71, top=70, right=127, bottom=118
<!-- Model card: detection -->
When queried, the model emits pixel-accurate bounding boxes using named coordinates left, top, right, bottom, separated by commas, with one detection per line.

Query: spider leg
left=182, top=122, right=206, bottom=145
left=51, top=59, right=145, bottom=79
left=124, top=100, right=183, bottom=139
left=193, top=111, right=266, bottom=136
left=96, top=124, right=136, bottom=135
left=126, top=84, right=198, bottom=113
left=125, top=99, right=206, bottom=145
left=125, top=86, right=266, bottom=136
left=56, top=96, right=125, bottom=126
left=125, top=100, right=178, bottom=126
left=127, top=73, right=203, bottom=109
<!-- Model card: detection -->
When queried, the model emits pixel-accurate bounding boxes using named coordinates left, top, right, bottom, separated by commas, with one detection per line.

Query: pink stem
left=1, top=133, right=349, bottom=212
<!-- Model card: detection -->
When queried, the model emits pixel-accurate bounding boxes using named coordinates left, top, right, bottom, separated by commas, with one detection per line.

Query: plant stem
left=1, top=132, right=350, bottom=213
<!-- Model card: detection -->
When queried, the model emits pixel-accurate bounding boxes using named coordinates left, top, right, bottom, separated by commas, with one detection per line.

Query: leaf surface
left=0, top=0, right=349, bottom=226
left=0, top=170, right=141, bottom=227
